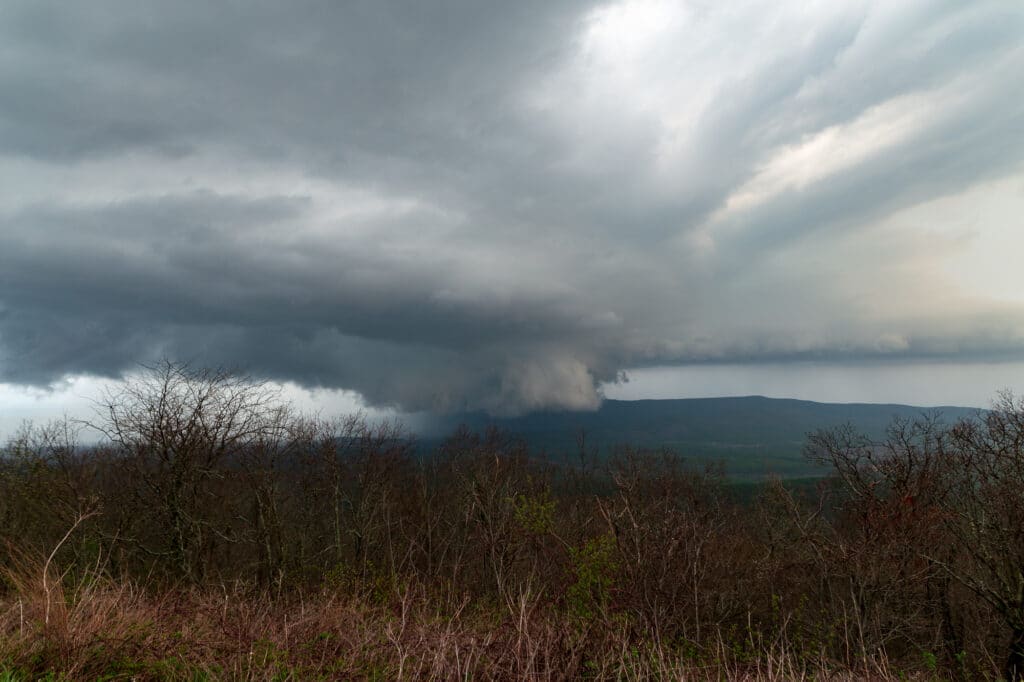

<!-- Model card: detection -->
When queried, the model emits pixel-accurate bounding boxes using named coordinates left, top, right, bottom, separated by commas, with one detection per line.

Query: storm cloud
left=1, top=0, right=1023, bottom=414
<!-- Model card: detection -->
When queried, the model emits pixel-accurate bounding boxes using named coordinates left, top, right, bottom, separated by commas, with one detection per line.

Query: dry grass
left=1, top=555, right=953, bottom=682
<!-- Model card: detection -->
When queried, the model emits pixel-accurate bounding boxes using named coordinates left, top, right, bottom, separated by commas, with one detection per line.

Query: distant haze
left=1, top=1, right=1023, bottom=419
left=603, top=361, right=1024, bottom=409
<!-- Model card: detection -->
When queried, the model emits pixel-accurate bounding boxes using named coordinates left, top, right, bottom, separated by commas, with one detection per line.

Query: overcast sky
left=2, top=0, right=1023, bottom=432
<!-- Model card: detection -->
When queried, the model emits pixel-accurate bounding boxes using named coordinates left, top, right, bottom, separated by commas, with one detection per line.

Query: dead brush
left=0, top=572, right=967, bottom=680
left=0, top=511, right=163, bottom=679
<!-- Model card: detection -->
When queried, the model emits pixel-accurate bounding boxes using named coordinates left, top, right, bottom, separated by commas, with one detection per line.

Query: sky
left=1, top=0, right=1024, bottom=434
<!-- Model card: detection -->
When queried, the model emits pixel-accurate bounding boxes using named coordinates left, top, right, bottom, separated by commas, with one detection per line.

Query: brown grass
left=1, top=555, right=951, bottom=682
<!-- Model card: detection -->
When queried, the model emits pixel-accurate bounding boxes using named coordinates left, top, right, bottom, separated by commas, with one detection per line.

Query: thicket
left=2, top=361, right=1024, bottom=680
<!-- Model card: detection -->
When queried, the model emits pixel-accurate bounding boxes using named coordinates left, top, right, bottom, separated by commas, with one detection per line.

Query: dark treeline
left=3, top=361, right=1024, bottom=680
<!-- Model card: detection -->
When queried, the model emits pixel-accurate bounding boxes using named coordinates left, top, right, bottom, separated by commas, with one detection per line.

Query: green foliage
left=922, top=650, right=938, bottom=673
left=513, top=488, right=556, bottom=535
left=324, top=561, right=358, bottom=591
left=567, top=533, right=617, bottom=622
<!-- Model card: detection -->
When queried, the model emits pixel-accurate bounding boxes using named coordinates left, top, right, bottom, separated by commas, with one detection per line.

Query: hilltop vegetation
left=1, top=362, right=1023, bottom=680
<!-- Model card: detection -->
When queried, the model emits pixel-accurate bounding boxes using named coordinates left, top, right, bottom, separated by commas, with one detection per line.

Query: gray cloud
left=1, top=0, right=1023, bottom=414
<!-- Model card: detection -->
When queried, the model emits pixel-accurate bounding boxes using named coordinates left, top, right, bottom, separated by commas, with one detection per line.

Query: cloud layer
left=1, top=0, right=1023, bottom=413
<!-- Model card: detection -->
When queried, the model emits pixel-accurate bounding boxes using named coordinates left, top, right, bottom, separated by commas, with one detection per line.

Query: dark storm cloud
left=1, top=0, right=1023, bottom=413
left=0, top=192, right=622, bottom=411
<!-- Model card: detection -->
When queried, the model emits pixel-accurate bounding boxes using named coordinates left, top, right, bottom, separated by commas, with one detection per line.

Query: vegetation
left=430, top=396, right=981, bottom=479
left=1, top=361, right=1022, bottom=680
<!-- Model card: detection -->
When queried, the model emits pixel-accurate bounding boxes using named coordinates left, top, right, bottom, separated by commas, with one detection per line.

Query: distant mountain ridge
left=424, top=396, right=982, bottom=479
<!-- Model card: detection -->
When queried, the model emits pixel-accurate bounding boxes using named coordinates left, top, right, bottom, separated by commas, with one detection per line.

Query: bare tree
left=86, top=360, right=283, bottom=582
left=809, top=396, right=1024, bottom=680
left=940, top=392, right=1024, bottom=681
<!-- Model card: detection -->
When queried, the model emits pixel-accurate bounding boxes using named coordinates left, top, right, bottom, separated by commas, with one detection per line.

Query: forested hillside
left=427, top=396, right=981, bottom=478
